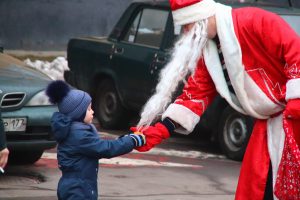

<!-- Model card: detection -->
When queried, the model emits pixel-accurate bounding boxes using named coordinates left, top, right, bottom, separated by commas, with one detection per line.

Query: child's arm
left=77, top=131, right=145, bottom=159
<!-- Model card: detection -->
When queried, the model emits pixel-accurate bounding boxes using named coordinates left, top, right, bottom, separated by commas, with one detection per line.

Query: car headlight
left=26, top=90, right=52, bottom=106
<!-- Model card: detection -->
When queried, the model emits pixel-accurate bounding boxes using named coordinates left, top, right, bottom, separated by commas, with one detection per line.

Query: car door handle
left=155, top=56, right=166, bottom=63
left=114, top=47, right=124, bottom=54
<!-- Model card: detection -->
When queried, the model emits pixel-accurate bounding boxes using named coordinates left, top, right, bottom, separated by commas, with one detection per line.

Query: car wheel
left=94, top=79, right=128, bottom=129
left=218, top=106, right=254, bottom=161
left=9, top=150, right=44, bottom=165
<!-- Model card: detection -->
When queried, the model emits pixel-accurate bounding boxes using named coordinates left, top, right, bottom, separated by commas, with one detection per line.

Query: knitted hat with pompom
left=46, top=80, right=91, bottom=121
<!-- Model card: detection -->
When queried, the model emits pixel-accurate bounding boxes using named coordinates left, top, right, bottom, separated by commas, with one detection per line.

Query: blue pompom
left=46, top=80, right=70, bottom=104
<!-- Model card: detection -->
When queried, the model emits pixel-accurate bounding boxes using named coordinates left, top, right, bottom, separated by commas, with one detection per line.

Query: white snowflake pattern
left=284, top=63, right=300, bottom=79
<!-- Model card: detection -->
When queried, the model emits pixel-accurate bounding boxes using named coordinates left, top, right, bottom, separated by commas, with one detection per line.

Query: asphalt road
left=0, top=129, right=241, bottom=200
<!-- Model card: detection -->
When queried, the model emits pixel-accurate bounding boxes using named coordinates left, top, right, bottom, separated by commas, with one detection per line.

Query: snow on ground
left=24, top=57, right=69, bottom=80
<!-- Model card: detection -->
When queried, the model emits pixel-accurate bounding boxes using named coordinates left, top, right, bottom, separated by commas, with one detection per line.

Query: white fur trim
left=162, top=103, right=200, bottom=135
left=243, top=72, right=284, bottom=116
left=172, top=0, right=217, bottom=26
left=212, top=4, right=269, bottom=119
left=267, top=114, right=285, bottom=200
left=204, top=40, right=247, bottom=115
left=285, top=78, right=300, bottom=101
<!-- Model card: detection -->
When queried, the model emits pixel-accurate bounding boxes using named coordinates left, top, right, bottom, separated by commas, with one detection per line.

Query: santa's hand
left=130, top=122, right=171, bottom=152
left=285, top=99, right=300, bottom=119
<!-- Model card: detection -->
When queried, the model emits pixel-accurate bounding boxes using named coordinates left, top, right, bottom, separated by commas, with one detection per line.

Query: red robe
left=162, top=6, right=300, bottom=200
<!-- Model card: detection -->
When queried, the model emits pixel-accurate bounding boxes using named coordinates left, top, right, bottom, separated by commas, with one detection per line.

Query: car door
left=110, top=6, right=169, bottom=110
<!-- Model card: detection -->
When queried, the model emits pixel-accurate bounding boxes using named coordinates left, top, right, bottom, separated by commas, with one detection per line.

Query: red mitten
left=285, top=99, right=300, bottom=119
left=130, top=123, right=170, bottom=152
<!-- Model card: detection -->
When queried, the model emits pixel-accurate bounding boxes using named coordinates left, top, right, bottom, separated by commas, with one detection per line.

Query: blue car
left=0, top=52, right=57, bottom=164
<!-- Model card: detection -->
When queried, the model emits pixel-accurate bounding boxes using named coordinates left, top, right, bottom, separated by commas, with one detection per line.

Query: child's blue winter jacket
left=51, top=112, right=135, bottom=200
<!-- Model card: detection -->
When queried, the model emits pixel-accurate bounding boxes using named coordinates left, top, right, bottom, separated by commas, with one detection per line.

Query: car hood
left=0, top=53, right=51, bottom=93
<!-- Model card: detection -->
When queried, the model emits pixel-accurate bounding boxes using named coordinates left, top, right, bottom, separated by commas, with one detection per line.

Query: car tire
left=9, top=150, right=44, bottom=165
left=218, top=106, right=254, bottom=161
left=94, top=79, right=128, bottom=129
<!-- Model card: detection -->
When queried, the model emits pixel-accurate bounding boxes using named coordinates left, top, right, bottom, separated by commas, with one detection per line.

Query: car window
left=281, top=15, right=300, bottom=35
left=123, top=8, right=168, bottom=48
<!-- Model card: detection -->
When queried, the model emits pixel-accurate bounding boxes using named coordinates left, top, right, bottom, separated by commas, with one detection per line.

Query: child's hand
left=128, top=133, right=146, bottom=147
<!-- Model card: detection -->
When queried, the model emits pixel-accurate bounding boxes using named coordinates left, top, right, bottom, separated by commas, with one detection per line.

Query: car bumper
left=7, top=140, right=57, bottom=151
left=2, top=106, right=58, bottom=126
left=3, top=105, right=58, bottom=151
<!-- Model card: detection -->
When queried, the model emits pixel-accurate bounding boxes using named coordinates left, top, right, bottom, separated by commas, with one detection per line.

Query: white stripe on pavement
left=100, top=157, right=202, bottom=167
left=138, top=148, right=225, bottom=159
left=42, top=152, right=202, bottom=168
left=100, top=132, right=225, bottom=159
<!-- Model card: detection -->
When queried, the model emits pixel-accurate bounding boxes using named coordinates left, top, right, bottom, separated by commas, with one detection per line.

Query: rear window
left=281, top=15, right=300, bottom=35
left=215, top=0, right=300, bottom=35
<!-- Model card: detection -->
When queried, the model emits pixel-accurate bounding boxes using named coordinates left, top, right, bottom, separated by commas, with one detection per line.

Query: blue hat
left=46, top=80, right=91, bottom=120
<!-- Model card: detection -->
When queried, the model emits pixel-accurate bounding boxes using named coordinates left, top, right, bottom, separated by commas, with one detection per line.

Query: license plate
left=3, top=118, right=27, bottom=132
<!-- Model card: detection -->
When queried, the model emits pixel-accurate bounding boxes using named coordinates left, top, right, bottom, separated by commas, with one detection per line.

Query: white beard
left=137, top=20, right=208, bottom=129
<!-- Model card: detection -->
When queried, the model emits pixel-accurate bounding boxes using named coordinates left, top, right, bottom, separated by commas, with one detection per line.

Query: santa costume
left=136, top=0, right=300, bottom=199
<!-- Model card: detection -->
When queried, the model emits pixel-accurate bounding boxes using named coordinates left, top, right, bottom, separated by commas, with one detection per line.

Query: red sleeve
left=162, top=58, right=217, bottom=133
left=175, top=58, right=217, bottom=115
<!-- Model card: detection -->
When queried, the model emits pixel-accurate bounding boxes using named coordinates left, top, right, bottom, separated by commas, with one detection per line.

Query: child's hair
left=46, top=80, right=91, bottom=121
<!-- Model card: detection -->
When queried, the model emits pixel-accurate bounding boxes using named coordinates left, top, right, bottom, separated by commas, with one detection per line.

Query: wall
left=0, top=0, right=133, bottom=51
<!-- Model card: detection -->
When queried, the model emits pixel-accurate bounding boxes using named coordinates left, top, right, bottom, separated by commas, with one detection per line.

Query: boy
left=46, top=80, right=145, bottom=200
